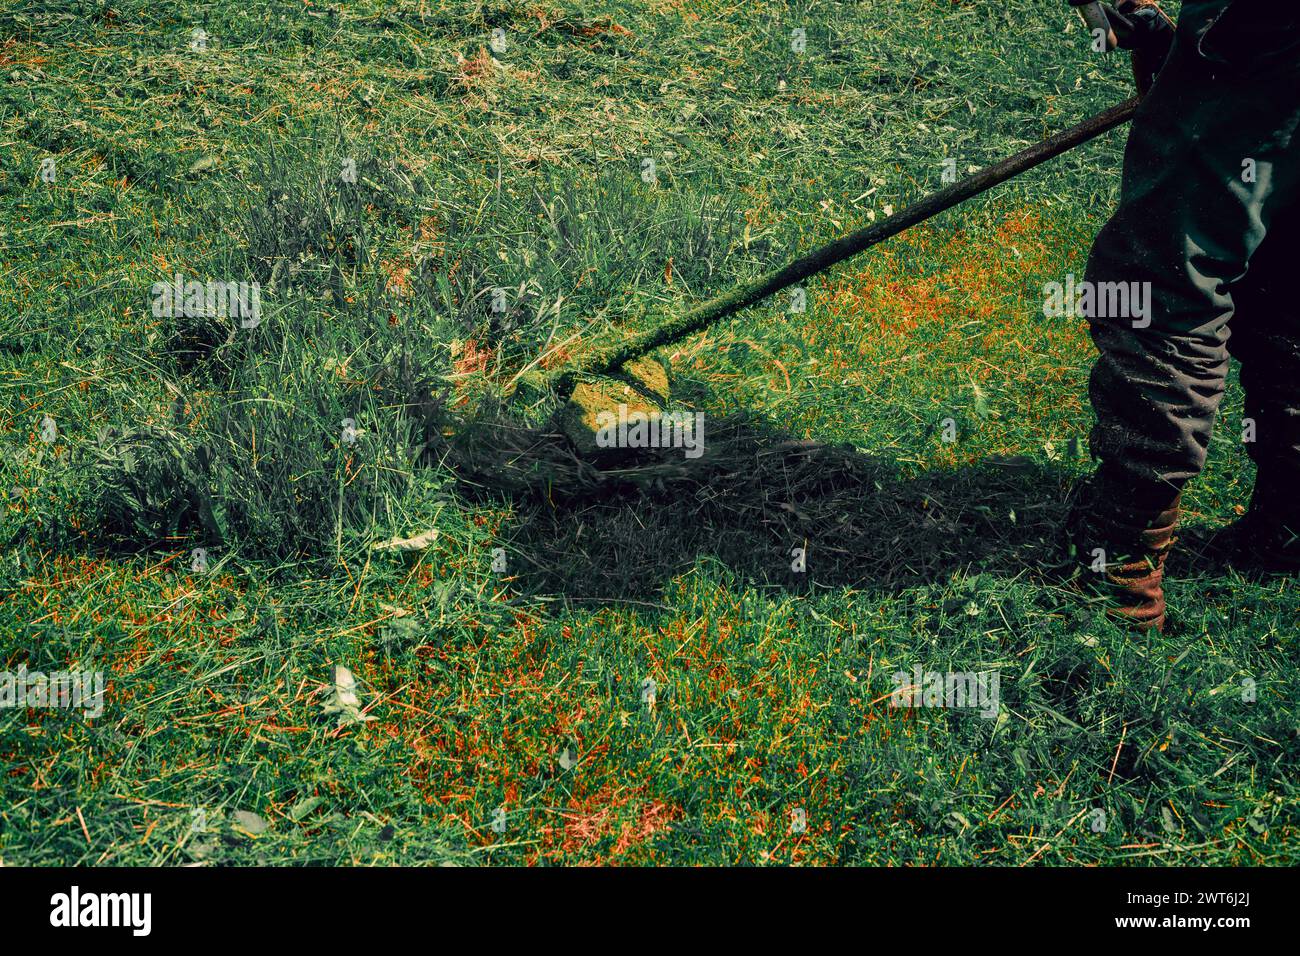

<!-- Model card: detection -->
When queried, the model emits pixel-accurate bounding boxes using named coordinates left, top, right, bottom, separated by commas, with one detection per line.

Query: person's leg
left=1216, top=210, right=1300, bottom=568
left=1072, top=1, right=1300, bottom=629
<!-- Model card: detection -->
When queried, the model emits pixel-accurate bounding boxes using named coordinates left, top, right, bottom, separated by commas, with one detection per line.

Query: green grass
left=1, top=0, right=1297, bottom=865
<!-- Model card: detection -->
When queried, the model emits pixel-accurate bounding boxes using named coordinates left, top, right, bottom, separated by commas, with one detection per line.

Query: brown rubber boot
left=1066, top=474, right=1182, bottom=632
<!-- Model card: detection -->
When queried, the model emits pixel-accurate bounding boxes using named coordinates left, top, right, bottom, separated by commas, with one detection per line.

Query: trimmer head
left=557, top=356, right=671, bottom=457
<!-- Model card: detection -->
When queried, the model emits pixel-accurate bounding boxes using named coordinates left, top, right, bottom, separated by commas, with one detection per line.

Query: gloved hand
left=1102, top=1, right=1176, bottom=96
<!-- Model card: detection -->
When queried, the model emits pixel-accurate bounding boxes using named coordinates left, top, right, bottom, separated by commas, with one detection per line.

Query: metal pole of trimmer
left=537, top=95, right=1138, bottom=398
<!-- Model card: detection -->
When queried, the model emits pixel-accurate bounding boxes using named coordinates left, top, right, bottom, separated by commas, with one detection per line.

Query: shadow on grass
left=454, top=412, right=1075, bottom=602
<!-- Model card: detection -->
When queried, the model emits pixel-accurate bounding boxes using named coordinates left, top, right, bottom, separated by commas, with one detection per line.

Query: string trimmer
left=510, top=1, right=1162, bottom=453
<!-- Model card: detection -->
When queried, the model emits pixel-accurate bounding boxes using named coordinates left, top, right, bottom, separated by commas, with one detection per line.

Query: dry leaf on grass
left=371, top=529, right=439, bottom=552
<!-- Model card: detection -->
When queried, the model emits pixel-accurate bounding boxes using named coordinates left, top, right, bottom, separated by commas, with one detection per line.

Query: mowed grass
left=2, top=0, right=1297, bottom=865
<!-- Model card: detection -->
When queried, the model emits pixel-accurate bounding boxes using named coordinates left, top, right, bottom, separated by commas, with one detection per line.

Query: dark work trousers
left=1085, top=0, right=1300, bottom=508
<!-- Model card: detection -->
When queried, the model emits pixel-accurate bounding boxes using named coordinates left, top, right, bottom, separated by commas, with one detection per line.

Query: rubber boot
left=1205, top=465, right=1300, bottom=574
left=1067, top=474, right=1182, bottom=632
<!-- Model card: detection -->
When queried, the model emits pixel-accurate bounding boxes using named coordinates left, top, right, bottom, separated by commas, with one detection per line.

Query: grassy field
left=2, top=0, right=1297, bottom=866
